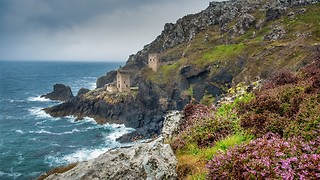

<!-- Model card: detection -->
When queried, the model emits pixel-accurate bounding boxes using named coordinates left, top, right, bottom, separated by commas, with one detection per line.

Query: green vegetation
left=196, top=43, right=246, bottom=68
left=200, top=93, right=214, bottom=106
left=172, top=59, right=320, bottom=178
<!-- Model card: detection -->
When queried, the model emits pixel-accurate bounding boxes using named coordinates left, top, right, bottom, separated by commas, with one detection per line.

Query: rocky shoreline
left=42, top=111, right=184, bottom=180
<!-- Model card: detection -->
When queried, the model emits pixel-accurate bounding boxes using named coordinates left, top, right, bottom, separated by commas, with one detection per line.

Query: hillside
left=45, top=0, right=319, bottom=145
left=41, top=0, right=320, bottom=179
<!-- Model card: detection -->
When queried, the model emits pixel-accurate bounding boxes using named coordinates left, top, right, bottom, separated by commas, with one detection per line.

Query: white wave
left=9, top=99, right=25, bottom=103
left=89, top=82, right=96, bottom=90
left=29, top=128, right=80, bottom=135
left=105, top=123, right=134, bottom=141
left=14, top=129, right=24, bottom=134
left=45, top=123, right=134, bottom=167
left=66, top=116, right=97, bottom=125
left=28, top=107, right=54, bottom=119
left=0, top=171, right=22, bottom=178
left=46, top=147, right=110, bottom=166
left=84, top=76, right=96, bottom=79
left=27, top=96, right=51, bottom=102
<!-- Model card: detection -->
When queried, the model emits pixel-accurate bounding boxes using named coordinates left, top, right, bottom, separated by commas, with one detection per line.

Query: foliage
left=172, top=103, right=233, bottom=149
left=175, top=134, right=251, bottom=180
left=200, top=93, right=215, bottom=106
left=239, top=64, right=320, bottom=140
left=207, top=133, right=320, bottom=180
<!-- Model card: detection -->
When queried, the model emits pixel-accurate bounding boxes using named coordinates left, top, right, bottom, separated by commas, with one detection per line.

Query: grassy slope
left=163, top=3, right=320, bottom=179
left=144, top=3, right=320, bottom=87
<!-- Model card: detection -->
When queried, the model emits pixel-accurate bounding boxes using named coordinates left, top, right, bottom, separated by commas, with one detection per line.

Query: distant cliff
left=45, top=0, right=320, bottom=141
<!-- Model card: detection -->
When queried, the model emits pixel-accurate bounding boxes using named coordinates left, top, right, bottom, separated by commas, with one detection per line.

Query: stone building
left=106, top=82, right=118, bottom=93
left=148, top=53, right=160, bottom=72
left=116, top=70, right=131, bottom=92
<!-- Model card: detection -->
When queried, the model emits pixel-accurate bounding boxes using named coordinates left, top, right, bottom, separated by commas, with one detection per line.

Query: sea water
left=0, top=61, right=134, bottom=179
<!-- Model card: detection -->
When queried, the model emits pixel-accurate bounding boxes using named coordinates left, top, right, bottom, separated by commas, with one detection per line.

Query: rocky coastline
left=41, top=111, right=184, bottom=180
left=43, top=0, right=320, bottom=142
left=41, top=0, right=320, bottom=178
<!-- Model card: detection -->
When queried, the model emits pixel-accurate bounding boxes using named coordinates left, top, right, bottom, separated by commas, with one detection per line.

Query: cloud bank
left=0, top=0, right=211, bottom=61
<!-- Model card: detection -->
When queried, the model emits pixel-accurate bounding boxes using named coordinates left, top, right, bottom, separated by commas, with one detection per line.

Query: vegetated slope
left=98, top=0, right=320, bottom=117
left=170, top=53, right=320, bottom=179
left=46, top=0, right=320, bottom=142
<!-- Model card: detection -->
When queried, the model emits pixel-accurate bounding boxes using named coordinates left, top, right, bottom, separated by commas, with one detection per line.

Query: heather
left=207, top=133, right=320, bottom=179
left=239, top=60, right=320, bottom=141
left=171, top=59, right=320, bottom=179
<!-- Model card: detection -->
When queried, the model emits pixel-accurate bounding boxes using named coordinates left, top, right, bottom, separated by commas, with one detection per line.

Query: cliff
left=44, top=0, right=320, bottom=141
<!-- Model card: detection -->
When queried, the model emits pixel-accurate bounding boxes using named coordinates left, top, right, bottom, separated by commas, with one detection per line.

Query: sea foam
left=27, top=96, right=51, bottom=102
left=28, top=107, right=55, bottom=119
left=45, top=123, right=134, bottom=167
left=29, top=128, right=80, bottom=135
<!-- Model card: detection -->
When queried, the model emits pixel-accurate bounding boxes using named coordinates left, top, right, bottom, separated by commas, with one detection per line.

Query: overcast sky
left=0, top=0, right=212, bottom=61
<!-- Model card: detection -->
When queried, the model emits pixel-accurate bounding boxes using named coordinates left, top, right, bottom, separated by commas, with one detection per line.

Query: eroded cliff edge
left=44, top=0, right=320, bottom=141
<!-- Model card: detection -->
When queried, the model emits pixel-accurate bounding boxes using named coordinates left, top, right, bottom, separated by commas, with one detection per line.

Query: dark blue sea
left=0, top=61, right=134, bottom=179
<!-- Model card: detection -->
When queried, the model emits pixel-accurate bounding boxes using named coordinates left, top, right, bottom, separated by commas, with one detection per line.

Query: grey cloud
left=0, top=0, right=212, bottom=61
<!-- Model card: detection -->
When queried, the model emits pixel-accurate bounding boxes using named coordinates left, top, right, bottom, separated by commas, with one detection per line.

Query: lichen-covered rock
left=161, top=111, right=184, bottom=140
left=232, top=14, right=256, bottom=35
left=264, top=26, right=286, bottom=41
left=45, top=138, right=177, bottom=180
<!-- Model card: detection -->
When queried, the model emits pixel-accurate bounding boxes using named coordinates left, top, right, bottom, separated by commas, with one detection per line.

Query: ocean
left=0, top=61, right=134, bottom=179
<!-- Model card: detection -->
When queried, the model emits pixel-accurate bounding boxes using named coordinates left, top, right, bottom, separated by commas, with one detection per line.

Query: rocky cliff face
left=45, top=0, right=320, bottom=142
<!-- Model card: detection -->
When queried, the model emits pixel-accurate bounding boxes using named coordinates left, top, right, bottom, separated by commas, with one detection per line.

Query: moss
left=196, top=43, right=246, bottom=68
left=200, top=93, right=215, bottom=106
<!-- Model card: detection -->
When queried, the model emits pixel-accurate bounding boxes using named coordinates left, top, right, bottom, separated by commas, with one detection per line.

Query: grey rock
left=266, top=6, right=287, bottom=22
left=232, top=13, right=256, bottom=35
left=41, top=84, right=74, bottom=102
left=77, top=88, right=90, bottom=96
left=96, top=70, right=117, bottom=88
left=264, top=26, right=286, bottom=41
left=161, top=111, right=184, bottom=140
left=45, top=138, right=177, bottom=180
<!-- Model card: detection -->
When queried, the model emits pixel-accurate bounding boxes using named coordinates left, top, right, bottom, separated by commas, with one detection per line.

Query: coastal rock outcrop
left=41, top=84, right=74, bottom=101
left=44, top=110, right=183, bottom=180
left=45, top=138, right=177, bottom=180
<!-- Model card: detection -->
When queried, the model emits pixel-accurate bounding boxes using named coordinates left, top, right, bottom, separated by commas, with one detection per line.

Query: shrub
left=270, top=69, right=298, bottom=86
left=172, top=102, right=233, bottom=150
left=207, top=133, right=320, bottom=179
left=239, top=67, right=320, bottom=140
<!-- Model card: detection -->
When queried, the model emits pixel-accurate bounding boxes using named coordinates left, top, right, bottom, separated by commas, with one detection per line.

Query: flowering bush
left=171, top=103, right=234, bottom=150
left=207, top=133, right=320, bottom=179
left=239, top=63, right=320, bottom=140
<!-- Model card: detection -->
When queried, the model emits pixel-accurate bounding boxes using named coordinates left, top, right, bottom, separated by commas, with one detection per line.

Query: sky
left=0, top=0, right=212, bottom=62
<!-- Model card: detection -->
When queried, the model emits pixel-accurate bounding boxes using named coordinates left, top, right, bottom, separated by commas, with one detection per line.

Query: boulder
left=77, top=88, right=90, bottom=96
left=45, top=138, right=177, bottom=180
left=161, top=110, right=185, bottom=140
left=41, top=84, right=74, bottom=101
left=264, top=26, right=286, bottom=41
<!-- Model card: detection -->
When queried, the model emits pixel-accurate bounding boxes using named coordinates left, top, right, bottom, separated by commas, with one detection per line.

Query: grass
left=196, top=43, right=246, bottom=68
left=175, top=134, right=252, bottom=179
